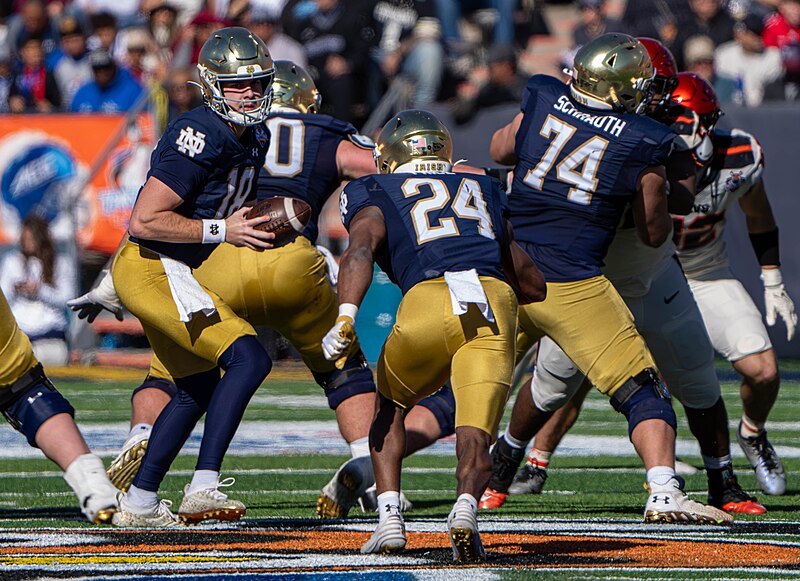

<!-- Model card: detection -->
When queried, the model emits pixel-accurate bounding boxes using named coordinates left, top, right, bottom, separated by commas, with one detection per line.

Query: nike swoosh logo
left=664, top=291, right=680, bottom=304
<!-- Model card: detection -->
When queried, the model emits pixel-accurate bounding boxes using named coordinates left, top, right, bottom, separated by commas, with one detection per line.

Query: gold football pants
left=377, top=276, right=518, bottom=437
left=518, top=275, right=657, bottom=397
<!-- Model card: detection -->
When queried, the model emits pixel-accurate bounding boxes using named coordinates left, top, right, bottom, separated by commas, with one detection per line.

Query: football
left=246, top=196, right=312, bottom=246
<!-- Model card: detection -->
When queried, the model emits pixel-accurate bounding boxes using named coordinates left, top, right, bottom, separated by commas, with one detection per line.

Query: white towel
left=444, top=269, right=495, bottom=323
left=160, top=256, right=216, bottom=323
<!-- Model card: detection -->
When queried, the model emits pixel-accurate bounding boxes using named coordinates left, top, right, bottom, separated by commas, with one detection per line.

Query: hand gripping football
left=246, top=196, right=312, bottom=246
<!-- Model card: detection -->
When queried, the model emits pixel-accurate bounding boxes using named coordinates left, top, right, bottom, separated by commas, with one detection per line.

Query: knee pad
left=132, top=375, right=178, bottom=401
left=610, top=368, right=677, bottom=439
left=312, top=350, right=376, bottom=409
left=0, top=365, right=75, bottom=447
left=417, top=382, right=456, bottom=438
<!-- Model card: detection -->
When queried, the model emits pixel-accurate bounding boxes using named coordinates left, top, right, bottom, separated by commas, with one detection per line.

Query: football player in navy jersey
left=108, top=27, right=278, bottom=528
left=479, top=34, right=731, bottom=525
left=323, top=109, right=545, bottom=561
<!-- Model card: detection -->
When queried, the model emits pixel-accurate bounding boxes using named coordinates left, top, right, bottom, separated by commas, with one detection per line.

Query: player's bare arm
left=500, top=220, right=546, bottom=304
left=665, top=149, right=697, bottom=215
left=490, top=113, right=523, bottom=166
left=337, top=206, right=387, bottom=308
left=634, top=165, right=671, bottom=247
left=129, top=176, right=276, bottom=249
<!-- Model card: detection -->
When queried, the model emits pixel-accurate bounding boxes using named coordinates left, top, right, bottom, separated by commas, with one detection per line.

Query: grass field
left=1, top=361, right=800, bottom=579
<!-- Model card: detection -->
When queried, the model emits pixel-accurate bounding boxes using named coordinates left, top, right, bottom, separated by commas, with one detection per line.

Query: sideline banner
left=0, top=114, right=155, bottom=254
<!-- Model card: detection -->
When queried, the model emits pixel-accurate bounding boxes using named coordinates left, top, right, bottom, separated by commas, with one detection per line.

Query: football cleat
left=737, top=424, right=787, bottom=496
left=178, top=477, right=246, bottom=524
left=478, top=487, right=508, bottom=510
left=360, top=514, right=407, bottom=555
left=708, top=466, right=767, bottom=515
left=447, top=499, right=485, bottom=563
left=358, top=486, right=414, bottom=513
left=107, top=429, right=150, bottom=492
left=63, top=453, right=118, bottom=524
left=508, top=463, right=548, bottom=495
left=644, top=476, right=733, bottom=525
left=316, top=456, right=374, bottom=518
left=113, top=493, right=181, bottom=528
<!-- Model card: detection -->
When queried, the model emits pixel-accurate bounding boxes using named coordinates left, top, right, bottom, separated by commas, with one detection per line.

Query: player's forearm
left=337, top=245, right=374, bottom=309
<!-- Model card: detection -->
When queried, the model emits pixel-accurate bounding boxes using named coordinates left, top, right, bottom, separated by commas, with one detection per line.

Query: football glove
left=316, top=244, right=339, bottom=288
left=322, top=314, right=357, bottom=369
left=67, top=268, right=124, bottom=323
left=762, top=268, right=797, bottom=341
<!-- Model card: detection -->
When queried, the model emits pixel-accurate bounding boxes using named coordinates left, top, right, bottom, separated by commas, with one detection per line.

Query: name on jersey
left=176, top=126, right=206, bottom=158
left=553, top=95, right=627, bottom=138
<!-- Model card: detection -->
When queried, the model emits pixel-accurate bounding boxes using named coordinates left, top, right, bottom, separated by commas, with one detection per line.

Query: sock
left=127, top=423, right=152, bottom=441
left=702, top=454, right=732, bottom=471
left=503, top=427, right=528, bottom=449
left=377, top=491, right=402, bottom=523
left=187, top=469, right=220, bottom=494
left=646, top=466, right=676, bottom=487
left=126, top=484, right=158, bottom=512
left=349, top=436, right=370, bottom=459
left=527, top=447, right=551, bottom=469
left=455, top=493, right=478, bottom=516
left=740, top=414, right=765, bottom=438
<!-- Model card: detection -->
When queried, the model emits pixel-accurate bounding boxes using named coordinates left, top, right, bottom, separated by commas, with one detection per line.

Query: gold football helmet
left=374, top=109, right=453, bottom=174
left=197, top=27, right=274, bottom=125
left=272, top=61, right=321, bottom=114
left=571, top=33, right=654, bottom=114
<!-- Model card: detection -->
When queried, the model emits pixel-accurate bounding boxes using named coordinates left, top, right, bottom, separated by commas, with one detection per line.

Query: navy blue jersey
left=341, top=172, right=508, bottom=295
left=130, top=106, right=270, bottom=268
left=509, top=75, right=674, bottom=282
left=257, top=112, right=373, bottom=243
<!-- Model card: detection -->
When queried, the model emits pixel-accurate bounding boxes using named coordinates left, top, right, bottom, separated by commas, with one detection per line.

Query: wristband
left=202, top=219, right=226, bottom=244
left=338, top=303, right=359, bottom=322
left=749, top=228, right=779, bottom=267
left=761, top=268, right=783, bottom=287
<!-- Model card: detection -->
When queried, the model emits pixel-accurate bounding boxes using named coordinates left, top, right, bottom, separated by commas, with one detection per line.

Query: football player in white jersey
left=483, top=40, right=766, bottom=515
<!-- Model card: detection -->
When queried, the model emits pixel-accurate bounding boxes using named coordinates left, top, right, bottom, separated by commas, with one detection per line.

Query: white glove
left=762, top=268, right=797, bottom=341
left=316, top=244, right=339, bottom=288
left=67, top=269, right=124, bottom=323
left=321, top=304, right=359, bottom=368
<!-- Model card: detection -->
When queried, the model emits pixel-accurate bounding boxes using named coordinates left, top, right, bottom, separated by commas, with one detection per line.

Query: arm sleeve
left=340, top=180, right=376, bottom=231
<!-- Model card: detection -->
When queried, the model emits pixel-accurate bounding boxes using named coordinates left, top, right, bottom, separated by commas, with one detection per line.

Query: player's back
left=509, top=75, right=674, bottom=282
left=341, top=172, right=508, bottom=294
left=258, top=111, right=371, bottom=243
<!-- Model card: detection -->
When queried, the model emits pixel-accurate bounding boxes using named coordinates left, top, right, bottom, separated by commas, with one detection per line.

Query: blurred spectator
left=673, top=0, right=736, bottom=69
left=166, top=66, right=202, bottom=121
left=8, top=35, right=61, bottom=112
left=284, top=0, right=372, bottom=123
left=245, top=6, right=307, bottom=67
left=573, top=0, right=622, bottom=47
left=452, top=43, right=524, bottom=124
left=53, top=17, right=92, bottom=109
left=0, top=215, right=76, bottom=366
left=367, top=0, right=443, bottom=107
left=7, top=0, right=60, bottom=62
left=763, top=0, right=800, bottom=98
left=621, top=0, right=689, bottom=44
left=683, top=33, right=738, bottom=102
left=715, top=13, right=784, bottom=106
left=70, top=48, right=144, bottom=112
left=433, top=0, right=517, bottom=50
left=171, top=11, right=232, bottom=69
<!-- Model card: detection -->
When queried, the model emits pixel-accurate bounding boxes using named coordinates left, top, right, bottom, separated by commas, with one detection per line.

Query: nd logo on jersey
left=176, top=126, right=206, bottom=158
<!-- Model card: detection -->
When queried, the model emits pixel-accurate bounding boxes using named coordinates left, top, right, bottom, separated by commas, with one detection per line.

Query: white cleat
left=644, top=476, right=733, bottom=525
left=107, top=429, right=150, bottom=492
left=360, top=513, right=407, bottom=554
left=178, top=477, right=246, bottom=524
left=317, top=456, right=374, bottom=518
left=112, top=493, right=181, bottom=528
left=737, top=425, right=787, bottom=496
left=447, top=499, right=485, bottom=562
left=63, top=453, right=118, bottom=524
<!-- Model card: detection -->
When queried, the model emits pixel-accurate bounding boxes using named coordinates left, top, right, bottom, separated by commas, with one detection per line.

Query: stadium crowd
left=1, top=0, right=800, bottom=121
